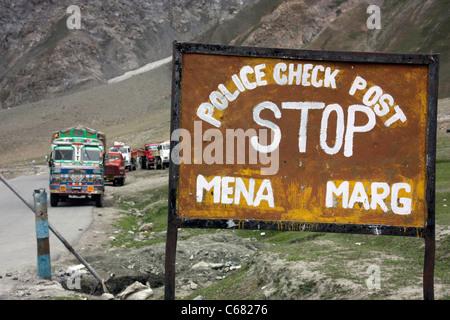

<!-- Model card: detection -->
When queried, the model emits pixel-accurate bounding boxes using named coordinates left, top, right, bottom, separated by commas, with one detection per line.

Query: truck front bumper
left=50, top=184, right=104, bottom=194
left=105, top=176, right=125, bottom=181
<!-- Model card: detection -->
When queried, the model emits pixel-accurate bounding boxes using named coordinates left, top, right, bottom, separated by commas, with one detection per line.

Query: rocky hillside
left=234, top=0, right=449, bottom=98
left=0, top=0, right=261, bottom=109
left=2, top=0, right=448, bottom=110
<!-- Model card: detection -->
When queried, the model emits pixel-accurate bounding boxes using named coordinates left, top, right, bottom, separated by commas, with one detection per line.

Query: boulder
left=139, top=223, right=154, bottom=232
left=117, top=281, right=153, bottom=300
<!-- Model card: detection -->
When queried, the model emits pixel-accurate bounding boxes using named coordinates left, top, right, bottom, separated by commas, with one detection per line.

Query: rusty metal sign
left=165, top=42, right=439, bottom=299
left=169, top=42, right=438, bottom=237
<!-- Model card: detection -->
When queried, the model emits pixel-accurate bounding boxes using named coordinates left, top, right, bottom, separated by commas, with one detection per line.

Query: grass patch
left=183, top=263, right=265, bottom=300
left=186, top=225, right=448, bottom=299
left=436, top=159, right=450, bottom=227
left=111, top=185, right=170, bottom=248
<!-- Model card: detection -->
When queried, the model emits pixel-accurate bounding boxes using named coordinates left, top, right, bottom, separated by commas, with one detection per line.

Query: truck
left=109, top=142, right=137, bottom=171
left=104, top=151, right=126, bottom=186
left=47, top=126, right=105, bottom=207
left=140, top=143, right=163, bottom=170
left=160, top=140, right=170, bottom=169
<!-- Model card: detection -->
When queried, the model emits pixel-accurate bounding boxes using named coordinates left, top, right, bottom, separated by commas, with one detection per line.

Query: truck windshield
left=82, top=148, right=102, bottom=162
left=162, top=143, right=170, bottom=150
left=54, top=148, right=73, bottom=161
left=108, top=154, right=121, bottom=161
left=110, top=146, right=127, bottom=153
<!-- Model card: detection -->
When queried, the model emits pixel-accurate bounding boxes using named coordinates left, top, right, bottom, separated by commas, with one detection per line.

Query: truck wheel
left=50, top=193, right=59, bottom=207
left=95, top=194, right=103, bottom=207
left=119, top=177, right=125, bottom=186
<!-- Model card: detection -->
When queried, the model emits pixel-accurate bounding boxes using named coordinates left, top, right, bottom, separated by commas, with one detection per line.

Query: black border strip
left=181, top=218, right=425, bottom=237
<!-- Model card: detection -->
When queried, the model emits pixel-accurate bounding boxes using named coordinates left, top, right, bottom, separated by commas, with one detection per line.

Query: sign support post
left=164, top=201, right=178, bottom=300
left=423, top=54, right=439, bottom=300
left=165, top=48, right=182, bottom=300
left=423, top=236, right=435, bottom=300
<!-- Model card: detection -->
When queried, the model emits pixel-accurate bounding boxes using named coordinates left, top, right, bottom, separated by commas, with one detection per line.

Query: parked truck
left=104, top=151, right=126, bottom=186
left=140, top=143, right=164, bottom=170
left=47, top=126, right=105, bottom=207
left=160, top=140, right=170, bottom=169
left=109, top=142, right=137, bottom=171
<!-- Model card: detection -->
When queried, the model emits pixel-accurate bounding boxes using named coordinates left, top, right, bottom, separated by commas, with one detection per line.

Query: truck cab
left=104, top=152, right=126, bottom=186
left=48, top=126, right=105, bottom=207
left=109, top=142, right=137, bottom=171
left=160, top=141, right=170, bottom=169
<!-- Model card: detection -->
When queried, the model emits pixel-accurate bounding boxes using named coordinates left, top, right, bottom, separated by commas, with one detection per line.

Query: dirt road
left=0, top=172, right=94, bottom=274
left=0, top=166, right=264, bottom=300
left=0, top=167, right=169, bottom=299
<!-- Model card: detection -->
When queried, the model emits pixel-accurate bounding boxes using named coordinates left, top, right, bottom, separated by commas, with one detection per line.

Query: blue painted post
left=33, top=188, right=51, bottom=279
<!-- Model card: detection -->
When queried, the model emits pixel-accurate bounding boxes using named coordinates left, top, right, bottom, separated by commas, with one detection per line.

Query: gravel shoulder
left=0, top=167, right=266, bottom=300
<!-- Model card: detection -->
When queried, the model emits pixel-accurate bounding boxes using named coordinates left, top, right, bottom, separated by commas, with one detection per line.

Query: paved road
left=0, top=174, right=94, bottom=274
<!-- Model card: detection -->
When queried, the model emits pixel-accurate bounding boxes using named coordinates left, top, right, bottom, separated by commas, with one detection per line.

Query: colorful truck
left=47, top=126, right=106, bottom=207
left=104, top=151, right=126, bottom=186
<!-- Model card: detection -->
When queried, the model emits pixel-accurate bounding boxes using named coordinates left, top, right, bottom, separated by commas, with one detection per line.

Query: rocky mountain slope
left=3, top=0, right=447, bottom=111
left=0, top=0, right=260, bottom=109
left=233, top=0, right=449, bottom=98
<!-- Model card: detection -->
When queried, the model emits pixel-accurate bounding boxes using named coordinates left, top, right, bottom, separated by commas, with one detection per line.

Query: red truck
left=140, top=143, right=164, bottom=170
left=104, top=151, right=126, bottom=186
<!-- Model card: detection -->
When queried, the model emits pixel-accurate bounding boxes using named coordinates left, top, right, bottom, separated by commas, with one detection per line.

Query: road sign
left=169, top=42, right=438, bottom=237
left=165, top=42, right=439, bottom=299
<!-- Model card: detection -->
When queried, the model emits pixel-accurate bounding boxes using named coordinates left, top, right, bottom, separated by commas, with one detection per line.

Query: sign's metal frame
left=165, top=42, right=439, bottom=300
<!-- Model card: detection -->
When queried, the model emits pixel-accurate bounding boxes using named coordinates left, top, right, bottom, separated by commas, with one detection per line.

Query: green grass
left=111, top=185, right=170, bottom=248
left=182, top=263, right=264, bottom=300
left=436, top=159, right=450, bottom=227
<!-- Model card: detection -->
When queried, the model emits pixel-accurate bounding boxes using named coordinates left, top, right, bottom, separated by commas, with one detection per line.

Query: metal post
left=33, top=188, right=51, bottom=279
left=423, top=232, right=435, bottom=300
left=164, top=216, right=178, bottom=300
left=0, top=174, right=107, bottom=292
left=423, top=54, right=438, bottom=300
